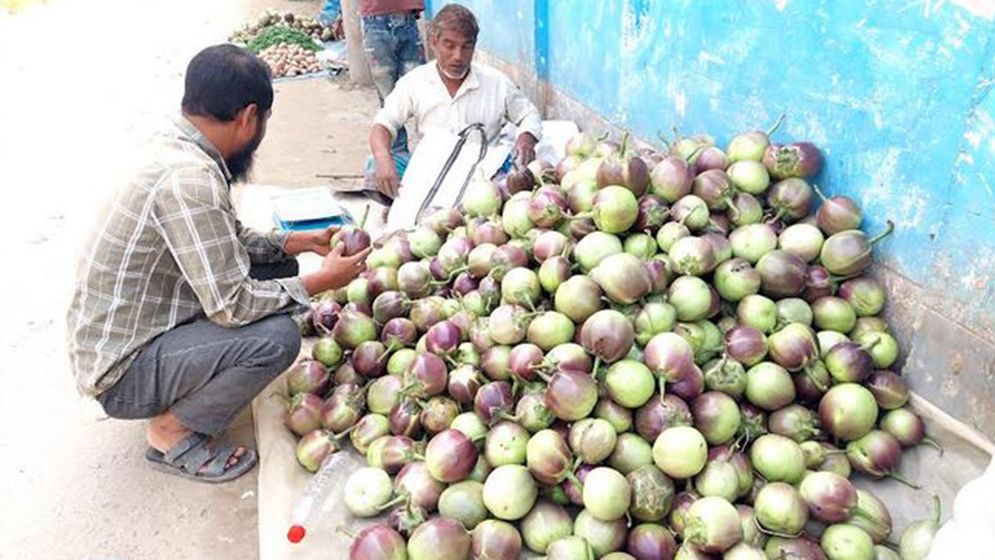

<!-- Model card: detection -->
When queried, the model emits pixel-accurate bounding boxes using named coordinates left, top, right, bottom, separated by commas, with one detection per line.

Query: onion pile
left=259, top=43, right=323, bottom=79
left=288, top=121, right=936, bottom=560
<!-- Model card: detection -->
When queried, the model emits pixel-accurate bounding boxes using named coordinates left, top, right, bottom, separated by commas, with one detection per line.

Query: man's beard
left=225, top=131, right=262, bottom=184
left=438, top=61, right=470, bottom=81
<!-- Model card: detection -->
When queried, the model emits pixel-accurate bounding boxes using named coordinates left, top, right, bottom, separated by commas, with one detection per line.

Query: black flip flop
left=145, top=432, right=257, bottom=483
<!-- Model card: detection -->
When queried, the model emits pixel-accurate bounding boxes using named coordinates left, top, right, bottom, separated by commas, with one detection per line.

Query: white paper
left=387, top=127, right=509, bottom=233
left=537, top=119, right=580, bottom=162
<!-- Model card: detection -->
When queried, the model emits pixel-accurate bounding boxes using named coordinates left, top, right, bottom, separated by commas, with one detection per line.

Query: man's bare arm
left=369, top=124, right=401, bottom=198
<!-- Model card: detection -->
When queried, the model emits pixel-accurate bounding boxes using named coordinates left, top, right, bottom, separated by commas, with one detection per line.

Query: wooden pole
left=341, top=0, right=372, bottom=86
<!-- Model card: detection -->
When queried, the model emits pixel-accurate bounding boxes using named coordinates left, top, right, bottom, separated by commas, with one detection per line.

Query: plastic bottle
left=286, top=452, right=348, bottom=543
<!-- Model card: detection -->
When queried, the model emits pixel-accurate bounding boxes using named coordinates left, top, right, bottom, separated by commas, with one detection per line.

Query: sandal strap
left=200, top=440, right=241, bottom=478
left=163, top=432, right=209, bottom=464
left=176, top=440, right=220, bottom=475
left=162, top=433, right=230, bottom=476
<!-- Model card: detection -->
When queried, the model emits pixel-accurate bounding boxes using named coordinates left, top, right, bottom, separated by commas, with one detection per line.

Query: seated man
left=66, top=44, right=369, bottom=483
left=368, top=3, right=542, bottom=198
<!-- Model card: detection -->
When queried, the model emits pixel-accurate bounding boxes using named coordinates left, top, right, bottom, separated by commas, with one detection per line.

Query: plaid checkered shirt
left=66, top=116, right=309, bottom=397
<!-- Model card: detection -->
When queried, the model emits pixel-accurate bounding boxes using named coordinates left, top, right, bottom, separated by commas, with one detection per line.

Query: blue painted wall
left=426, top=0, right=995, bottom=330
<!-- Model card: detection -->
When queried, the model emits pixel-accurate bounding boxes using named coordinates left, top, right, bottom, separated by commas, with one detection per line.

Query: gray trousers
left=97, top=259, right=302, bottom=435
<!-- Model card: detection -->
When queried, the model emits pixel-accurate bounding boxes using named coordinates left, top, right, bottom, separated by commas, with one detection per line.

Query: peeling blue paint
left=426, top=0, right=995, bottom=326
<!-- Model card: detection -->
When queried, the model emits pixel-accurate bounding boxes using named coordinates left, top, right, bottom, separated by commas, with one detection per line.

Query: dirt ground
left=0, top=1, right=377, bottom=558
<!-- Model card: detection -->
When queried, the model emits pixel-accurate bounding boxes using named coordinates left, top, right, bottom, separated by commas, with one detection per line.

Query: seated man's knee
left=258, top=314, right=302, bottom=372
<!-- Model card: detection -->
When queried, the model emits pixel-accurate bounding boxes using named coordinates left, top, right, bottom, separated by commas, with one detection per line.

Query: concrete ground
left=0, top=1, right=377, bottom=558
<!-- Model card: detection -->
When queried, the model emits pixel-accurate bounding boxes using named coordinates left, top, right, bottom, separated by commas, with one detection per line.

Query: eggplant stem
left=685, top=144, right=706, bottom=164
left=441, top=265, right=470, bottom=283
left=849, top=505, right=878, bottom=523
left=921, top=436, right=945, bottom=456
left=358, top=204, right=371, bottom=230
left=520, top=295, right=539, bottom=314
left=591, top=355, right=602, bottom=377
left=869, top=220, right=895, bottom=246
left=803, top=363, right=830, bottom=392
left=812, top=182, right=830, bottom=203
left=564, top=470, right=582, bottom=489
left=726, top=197, right=742, bottom=220
left=731, top=432, right=749, bottom=453
left=377, top=495, right=408, bottom=512
left=331, top=424, right=357, bottom=440
left=753, top=516, right=803, bottom=539
left=619, top=131, right=631, bottom=157
left=886, top=471, right=922, bottom=489
left=765, top=207, right=787, bottom=225
left=470, top=432, right=487, bottom=443
left=656, top=131, right=671, bottom=151
left=766, top=112, right=786, bottom=137
left=931, top=493, right=942, bottom=524
left=859, top=336, right=882, bottom=353
left=376, top=344, right=397, bottom=362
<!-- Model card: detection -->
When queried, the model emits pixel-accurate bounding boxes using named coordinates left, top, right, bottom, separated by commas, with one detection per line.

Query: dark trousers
left=96, top=259, right=302, bottom=435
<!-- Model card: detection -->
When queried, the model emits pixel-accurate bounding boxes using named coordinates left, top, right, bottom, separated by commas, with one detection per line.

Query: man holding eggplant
left=66, top=44, right=369, bottom=483
left=369, top=3, right=543, bottom=198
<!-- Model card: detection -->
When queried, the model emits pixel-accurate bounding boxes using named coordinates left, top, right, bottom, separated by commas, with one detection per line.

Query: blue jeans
left=362, top=13, right=425, bottom=154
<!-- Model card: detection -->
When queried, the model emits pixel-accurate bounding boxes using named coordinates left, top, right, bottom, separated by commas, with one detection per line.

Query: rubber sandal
left=144, top=432, right=257, bottom=483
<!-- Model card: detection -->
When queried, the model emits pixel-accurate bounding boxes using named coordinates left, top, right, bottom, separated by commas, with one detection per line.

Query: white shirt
left=373, top=61, right=543, bottom=147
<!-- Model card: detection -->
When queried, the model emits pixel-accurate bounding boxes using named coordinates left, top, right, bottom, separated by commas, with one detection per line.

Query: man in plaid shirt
left=66, top=45, right=369, bottom=482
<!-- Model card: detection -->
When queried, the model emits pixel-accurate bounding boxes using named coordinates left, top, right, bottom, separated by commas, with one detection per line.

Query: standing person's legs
left=391, top=14, right=425, bottom=157
left=362, top=14, right=416, bottom=156
left=395, top=14, right=426, bottom=78
left=361, top=15, right=400, bottom=103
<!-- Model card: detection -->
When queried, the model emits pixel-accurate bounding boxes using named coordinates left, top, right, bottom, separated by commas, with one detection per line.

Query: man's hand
left=320, top=243, right=372, bottom=291
left=512, top=132, right=538, bottom=167
left=375, top=154, right=401, bottom=199
left=285, top=226, right=339, bottom=256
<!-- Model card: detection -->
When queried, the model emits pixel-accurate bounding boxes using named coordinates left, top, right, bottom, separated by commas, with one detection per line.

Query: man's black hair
left=181, top=44, right=273, bottom=122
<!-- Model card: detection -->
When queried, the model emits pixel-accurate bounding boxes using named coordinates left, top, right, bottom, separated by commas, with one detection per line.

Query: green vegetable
left=246, top=26, right=320, bottom=54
